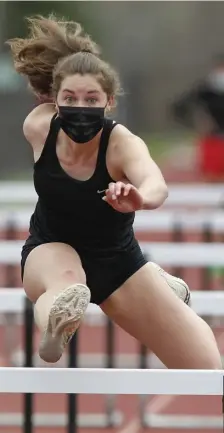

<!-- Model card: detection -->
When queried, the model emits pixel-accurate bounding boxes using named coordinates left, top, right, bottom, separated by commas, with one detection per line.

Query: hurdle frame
left=1, top=289, right=224, bottom=430
left=137, top=373, right=224, bottom=430
left=22, top=300, right=122, bottom=433
left=0, top=367, right=224, bottom=395
left=0, top=294, right=123, bottom=432
left=0, top=367, right=223, bottom=430
left=1, top=206, right=224, bottom=430
left=0, top=181, right=224, bottom=207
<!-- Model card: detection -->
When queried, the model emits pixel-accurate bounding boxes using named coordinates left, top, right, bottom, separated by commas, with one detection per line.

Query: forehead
left=60, top=74, right=104, bottom=93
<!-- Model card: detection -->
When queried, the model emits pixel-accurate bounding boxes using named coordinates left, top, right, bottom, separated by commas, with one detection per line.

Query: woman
left=7, top=15, right=221, bottom=369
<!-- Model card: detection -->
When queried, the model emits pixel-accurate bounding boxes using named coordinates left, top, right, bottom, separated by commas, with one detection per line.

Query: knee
left=204, top=355, right=222, bottom=370
left=60, top=268, right=86, bottom=285
left=198, top=348, right=222, bottom=370
left=198, top=321, right=222, bottom=369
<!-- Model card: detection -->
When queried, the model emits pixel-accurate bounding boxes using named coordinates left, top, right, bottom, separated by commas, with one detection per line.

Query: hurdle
left=1, top=239, right=224, bottom=266
left=1, top=196, right=224, bottom=430
left=1, top=204, right=224, bottom=284
left=1, top=287, right=224, bottom=316
left=0, top=288, right=224, bottom=431
left=0, top=290, right=122, bottom=432
left=0, top=181, right=224, bottom=206
left=2, top=208, right=224, bottom=231
left=0, top=368, right=223, bottom=432
left=1, top=207, right=224, bottom=292
left=0, top=367, right=223, bottom=394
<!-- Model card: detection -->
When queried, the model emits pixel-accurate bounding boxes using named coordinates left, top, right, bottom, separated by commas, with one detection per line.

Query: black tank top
left=29, top=114, right=135, bottom=252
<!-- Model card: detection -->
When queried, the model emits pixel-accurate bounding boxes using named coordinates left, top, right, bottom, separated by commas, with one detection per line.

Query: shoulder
left=23, top=103, right=56, bottom=148
left=109, top=122, right=149, bottom=158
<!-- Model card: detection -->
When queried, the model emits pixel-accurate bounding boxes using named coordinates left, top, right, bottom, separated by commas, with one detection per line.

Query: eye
left=65, top=96, right=74, bottom=103
left=86, top=98, right=97, bottom=104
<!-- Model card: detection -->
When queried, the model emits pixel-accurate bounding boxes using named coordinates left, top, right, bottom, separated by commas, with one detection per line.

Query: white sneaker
left=38, top=284, right=91, bottom=363
left=150, top=262, right=191, bottom=305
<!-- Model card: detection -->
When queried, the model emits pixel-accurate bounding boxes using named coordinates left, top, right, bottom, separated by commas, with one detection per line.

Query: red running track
left=0, top=322, right=223, bottom=433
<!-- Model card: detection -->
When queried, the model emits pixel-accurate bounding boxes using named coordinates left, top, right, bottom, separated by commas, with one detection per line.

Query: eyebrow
left=62, top=89, right=100, bottom=95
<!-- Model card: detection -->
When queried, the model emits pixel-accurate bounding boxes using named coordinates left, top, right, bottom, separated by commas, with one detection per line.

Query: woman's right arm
left=23, top=103, right=56, bottom=162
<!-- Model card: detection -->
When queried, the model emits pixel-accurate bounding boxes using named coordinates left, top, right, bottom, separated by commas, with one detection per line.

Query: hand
left=102, top=182, right=144, bottom=213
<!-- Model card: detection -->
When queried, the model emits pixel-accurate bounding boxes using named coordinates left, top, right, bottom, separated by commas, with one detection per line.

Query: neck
left=64, top=128, right=103, bottom=158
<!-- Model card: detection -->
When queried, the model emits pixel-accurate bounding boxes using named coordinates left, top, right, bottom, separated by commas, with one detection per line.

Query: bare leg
left=23, top=242, right=90, bottom=362
left=101, top=263, right=221, bottom=369
left=150, top=262, right=191, bottom=305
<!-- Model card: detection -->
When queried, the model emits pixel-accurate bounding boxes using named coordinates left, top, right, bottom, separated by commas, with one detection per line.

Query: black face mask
left=58, top=106, right=105, bottom=143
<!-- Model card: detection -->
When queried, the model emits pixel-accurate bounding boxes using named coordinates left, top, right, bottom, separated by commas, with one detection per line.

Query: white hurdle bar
left=0, top=289, right=223, bottom=430
left=0, top=368, right=223, bottom=395
left=1, top=240, right=224, bottom=266
left=1, top=288, right=224, bottom=316
left=1, top=209, right=224, bottom=232
left=0, top=181, right=224, bottom=206
left=1, top=367, right=224, bottom=429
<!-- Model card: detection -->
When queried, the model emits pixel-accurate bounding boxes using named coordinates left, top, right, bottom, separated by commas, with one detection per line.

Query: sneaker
left=150, top=262, right=191, bottom=305
left=38, top=284, right=91, bottom=363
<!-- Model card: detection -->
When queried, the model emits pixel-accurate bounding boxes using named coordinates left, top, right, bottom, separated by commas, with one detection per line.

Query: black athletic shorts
left=21, top=235, right=148, bottom=305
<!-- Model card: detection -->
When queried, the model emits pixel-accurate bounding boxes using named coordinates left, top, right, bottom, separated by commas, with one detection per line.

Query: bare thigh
left=23, top=242, right=86, bottom=302
left=100, top=263, right=222, bottom=369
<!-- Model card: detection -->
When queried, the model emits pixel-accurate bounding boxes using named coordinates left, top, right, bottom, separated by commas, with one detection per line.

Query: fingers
left=108, top=182, right=117, bottom=200
left=106, top=182, right=132, bottom=200
left=123, top=184, right=132, bottom=196
left=105, top=182, right=121, bottom=201
left=114, top=182, right=123, bottom=196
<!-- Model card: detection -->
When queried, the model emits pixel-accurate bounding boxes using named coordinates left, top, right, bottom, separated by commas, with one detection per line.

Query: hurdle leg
left=140, top=353, right=224, bottom=430
left=23, top=297, right=34, bottom=433
left=3, top=218, right=18, bottom=366
left=105, top=318, right=117, bottom=427
left=139, top=344, right=148, bottom=428
left=67, top=333, right=78, bottom=433
left=4, top=311, right=123, bottom=429
left=139, top=252, right=151, bottom=428
left=222, top=375, right=224, bottom=430
left=171, top=220, right=183, bottom=279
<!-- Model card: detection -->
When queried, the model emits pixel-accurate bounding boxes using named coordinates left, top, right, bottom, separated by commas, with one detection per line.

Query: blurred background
left=2, top=0, right=224, bottom=181
left=1, top=1, right=224, bottom=433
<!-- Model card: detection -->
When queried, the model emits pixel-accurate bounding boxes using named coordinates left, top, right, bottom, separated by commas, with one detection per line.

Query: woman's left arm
left=118, top=134, right=168, bottom=210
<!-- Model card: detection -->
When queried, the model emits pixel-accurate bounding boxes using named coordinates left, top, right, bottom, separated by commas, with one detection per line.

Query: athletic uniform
left=21, top=115, right=147, bottom=305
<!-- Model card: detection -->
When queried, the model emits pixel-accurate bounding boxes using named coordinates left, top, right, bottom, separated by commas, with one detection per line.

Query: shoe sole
left=150, top=262, right=191, bottom=305
left=39, top=284, right=91, bottom=363
left=167, top=274, right=191, bottom=305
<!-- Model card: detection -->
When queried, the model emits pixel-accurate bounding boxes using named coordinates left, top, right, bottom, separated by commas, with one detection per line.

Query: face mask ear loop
left=104, top=101, right=111, bottom=115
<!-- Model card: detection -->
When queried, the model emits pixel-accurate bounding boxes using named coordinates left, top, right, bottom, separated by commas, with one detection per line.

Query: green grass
left=142, top=131, right=195, bottom=163
left=0, top=169, right=33, bottom=181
